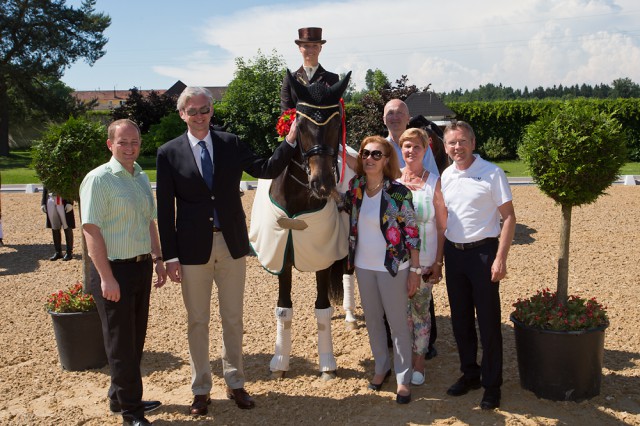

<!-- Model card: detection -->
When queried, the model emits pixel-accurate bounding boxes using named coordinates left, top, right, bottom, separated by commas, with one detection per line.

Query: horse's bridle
left=288, top=101, right=342, bottom=188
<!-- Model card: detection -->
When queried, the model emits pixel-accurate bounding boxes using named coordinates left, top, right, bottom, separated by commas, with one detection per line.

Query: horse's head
left=288, top=70, right=351, bottom=199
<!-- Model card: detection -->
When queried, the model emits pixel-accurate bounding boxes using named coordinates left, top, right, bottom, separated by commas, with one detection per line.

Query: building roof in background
left=205, top=86, right=227, bottom=101
left=405, top=91, right=456, bottom=120
left=72, top=89, right=168, bottom=110
left=72, top=81, right=227, bottom=111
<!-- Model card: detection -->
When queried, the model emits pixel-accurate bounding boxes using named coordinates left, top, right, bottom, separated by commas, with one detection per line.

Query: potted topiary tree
left=33, top=116, right=110, bottom=370
left=512, top=100, right=626, bottom=401
left=33, top=116, right=109, bottom=288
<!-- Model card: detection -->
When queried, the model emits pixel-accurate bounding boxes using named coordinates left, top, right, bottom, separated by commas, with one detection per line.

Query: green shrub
left=519, top=101, right=626, bottom=206
left=32, top=117, right=109, bottom=201
left=144, top=112, right=185, bottom=154
left=479, top=136, right=510, bottom=160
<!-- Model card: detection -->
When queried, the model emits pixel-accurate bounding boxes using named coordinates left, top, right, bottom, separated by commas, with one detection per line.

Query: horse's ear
left=329, top=71, right=352, bottom=101
left=287, top=69, right=307, bottom=103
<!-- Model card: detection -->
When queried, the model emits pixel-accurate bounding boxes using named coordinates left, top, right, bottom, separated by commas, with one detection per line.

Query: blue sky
left=61, top=0, right=640, bottom=93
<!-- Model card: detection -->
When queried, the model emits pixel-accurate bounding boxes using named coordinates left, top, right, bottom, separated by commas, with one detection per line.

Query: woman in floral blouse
left=343, top=135, right=421, bottom=404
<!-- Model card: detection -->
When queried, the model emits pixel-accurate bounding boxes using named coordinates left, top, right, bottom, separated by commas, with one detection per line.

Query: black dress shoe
left=396, top=392, right=412, bottom=404
left=480, top=389, right=501, bottom=410
left=190, top=394, right=211, bottom=416
left=123, top=417, right=152, bottom=426
left=49, top=252, right=63, bottom=261
left=62, top=252, right=73, bottom=261
left=367, top=369, right=392, bottom=391
left=226, top=387, right=255, bottom=409
left=110, top=400, right=162, bottom=414
left=446, top=375, right=481, bottom=396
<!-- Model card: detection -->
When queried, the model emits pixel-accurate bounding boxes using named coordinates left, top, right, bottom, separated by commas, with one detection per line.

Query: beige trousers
left=181, top=232, right=247, bottom=394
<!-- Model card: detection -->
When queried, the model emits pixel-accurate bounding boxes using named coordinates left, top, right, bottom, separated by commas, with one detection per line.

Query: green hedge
left=448, top=98, right=640, bottom=161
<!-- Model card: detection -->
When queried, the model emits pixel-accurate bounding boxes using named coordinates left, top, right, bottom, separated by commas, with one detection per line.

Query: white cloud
left=152, top=50, right=237, bottom=87
left=154, top=0, right=640, bottom=92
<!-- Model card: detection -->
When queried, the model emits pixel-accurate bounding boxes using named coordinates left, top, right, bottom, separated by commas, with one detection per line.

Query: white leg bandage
left=270, top=307, right=293, bottom=372
left=342, top=274, right=356, bottom=323
left=315, top=307, right=337, bottom=372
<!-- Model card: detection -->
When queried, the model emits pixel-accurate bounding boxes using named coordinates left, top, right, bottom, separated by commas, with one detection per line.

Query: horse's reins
left=289, top=100, right=346, bottom=188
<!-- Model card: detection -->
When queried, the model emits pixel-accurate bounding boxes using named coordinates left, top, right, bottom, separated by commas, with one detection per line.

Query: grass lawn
left=0, top=152, right=255, bottom=184
left=2, top=150, right=639, bottom=184
left=494, top=160, right=529, bottom=176
left=0, top=150, right=40, bottom=184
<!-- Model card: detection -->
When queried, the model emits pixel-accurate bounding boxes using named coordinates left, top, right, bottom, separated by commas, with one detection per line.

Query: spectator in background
left=41, top=188, right=75, bottom=261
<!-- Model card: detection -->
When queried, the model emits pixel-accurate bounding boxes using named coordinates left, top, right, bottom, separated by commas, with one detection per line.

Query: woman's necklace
left=366, top=179, right=383, bottom=194
left=403, top=168, right=426, bottom=183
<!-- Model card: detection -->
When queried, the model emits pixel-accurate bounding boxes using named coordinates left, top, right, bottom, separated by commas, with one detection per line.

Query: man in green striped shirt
left=80, top=119, right=167, bottom=426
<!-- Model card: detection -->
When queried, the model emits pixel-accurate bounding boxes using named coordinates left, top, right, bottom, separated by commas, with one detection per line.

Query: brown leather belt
left=213, top=226, right=222, bottom=233
left=111, top=253, right=152, bottom=263
left=447, top=237, right=498, bottom=251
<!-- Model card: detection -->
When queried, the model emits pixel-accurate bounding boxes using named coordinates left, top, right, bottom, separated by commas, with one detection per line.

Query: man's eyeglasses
left=446, top=139, right=470, bottom=147
left=185, top=105, right=211, bottom=117
left=360, top=149, right=386, bottom=161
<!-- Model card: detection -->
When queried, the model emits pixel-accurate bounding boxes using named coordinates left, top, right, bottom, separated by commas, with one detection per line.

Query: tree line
left=101, top=53, right=639, bottom=163
left=439, top=78, right=640, bottom=102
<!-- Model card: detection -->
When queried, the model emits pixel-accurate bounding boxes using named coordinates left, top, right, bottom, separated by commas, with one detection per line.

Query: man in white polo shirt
left=440, top=121, right=515, bottom=410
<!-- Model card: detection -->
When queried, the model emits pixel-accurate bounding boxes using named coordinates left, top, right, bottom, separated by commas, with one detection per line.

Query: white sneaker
left=411, top=370, right=425, bottom=386
left=345, top=309, right=357, bottom=323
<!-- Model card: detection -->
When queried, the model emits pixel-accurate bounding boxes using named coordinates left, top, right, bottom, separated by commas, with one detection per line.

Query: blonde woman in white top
left=397, top=128, right=447, bottom=386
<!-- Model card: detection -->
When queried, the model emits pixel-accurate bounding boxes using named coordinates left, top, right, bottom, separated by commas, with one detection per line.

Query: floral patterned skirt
left=408, top=281, right=433, bottom=355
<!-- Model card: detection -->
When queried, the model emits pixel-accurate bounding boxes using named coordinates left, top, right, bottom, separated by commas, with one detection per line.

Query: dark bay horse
left=250, top=70, right=351, bottom=380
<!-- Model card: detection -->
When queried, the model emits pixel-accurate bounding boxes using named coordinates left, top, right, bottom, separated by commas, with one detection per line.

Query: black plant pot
left=49, top=310, right=107, bottom=371
left=510, top=315, right=607, bottom=401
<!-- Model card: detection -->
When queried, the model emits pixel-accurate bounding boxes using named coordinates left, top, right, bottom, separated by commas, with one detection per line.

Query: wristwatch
left=409, top=266, right=422, bottom=275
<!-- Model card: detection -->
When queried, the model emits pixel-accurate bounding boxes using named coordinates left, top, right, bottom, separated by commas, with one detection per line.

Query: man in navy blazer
left=156, top=87, right=297, bottom=416
left=280, top=27, right=339, bottom=111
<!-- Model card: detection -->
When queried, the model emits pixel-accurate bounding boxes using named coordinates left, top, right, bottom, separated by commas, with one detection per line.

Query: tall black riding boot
left=63, top=228, right=73, bottom=261
left=50, top=229, right=63, bottom=261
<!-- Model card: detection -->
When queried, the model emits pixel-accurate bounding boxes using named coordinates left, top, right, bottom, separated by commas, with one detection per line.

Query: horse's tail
left=328, top=257, right=346, bottom=305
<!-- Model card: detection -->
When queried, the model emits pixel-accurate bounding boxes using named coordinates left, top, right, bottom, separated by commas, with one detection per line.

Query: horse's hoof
left=320, top=371, right=337, bottom=381
left=270, top=370, right=286, bottom=380
left=345, top=320, right=358, bottom=331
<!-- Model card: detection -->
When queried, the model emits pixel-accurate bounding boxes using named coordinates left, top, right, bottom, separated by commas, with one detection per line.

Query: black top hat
left=295, top=27, right=326, bottom=45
